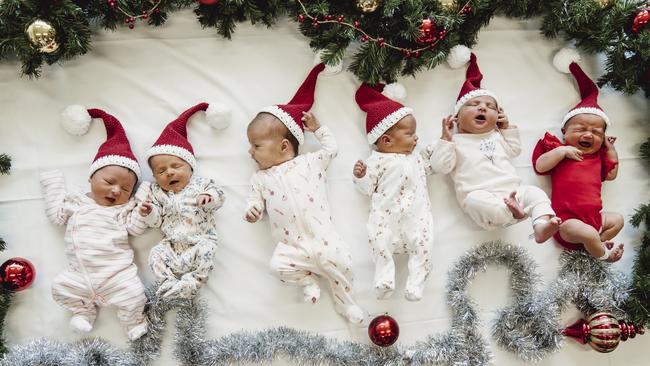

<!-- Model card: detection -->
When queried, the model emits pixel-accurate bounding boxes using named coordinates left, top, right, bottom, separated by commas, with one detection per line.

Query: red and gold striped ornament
left=562, top=312, right=645, bottom=353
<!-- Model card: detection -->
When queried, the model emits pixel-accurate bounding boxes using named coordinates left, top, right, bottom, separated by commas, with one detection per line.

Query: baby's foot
left=344, top=305, right=365, bottom=324
left=70, top=315, right=93, bottom=333
left=374, top=282, right=394, bottom=300
left=503, top=191, right=525, bottom=219
left=302, top=282, right=320, bottom=304
left=155, top=279, right=177, bottom=298
left=603, top=242, right=624, bottom=263
left=533, top=216, right=562, bottom=243
left=404, top=286, right=424, bottom=302
left=163, top=278, right=199, bottom=300
left=128, top=321, right=149, bottom=341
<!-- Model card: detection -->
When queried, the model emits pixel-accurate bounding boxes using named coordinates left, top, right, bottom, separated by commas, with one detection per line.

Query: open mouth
left=578, top=141, right=592, bottom=148
left=475, top=114, right=486, bottom=123
left=169, top=180, right=179, bottom=186
left=105, top=197, right=116, bottom=204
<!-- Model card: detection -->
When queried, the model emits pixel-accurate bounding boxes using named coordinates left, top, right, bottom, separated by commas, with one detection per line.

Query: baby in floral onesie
left=140, top=103, right=227, bottom=300
left=352, top=83, right=434, bottom=301
left=430, top=51, right=561, bottom=242
left=244, top=63, right=364, bottom=324
left=42, top=107, right=148, bottom=340
left=532, top=50, right=623, bottom=262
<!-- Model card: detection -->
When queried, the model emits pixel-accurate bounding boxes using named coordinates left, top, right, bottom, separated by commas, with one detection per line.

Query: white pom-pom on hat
left=61, top=105, right=92, bottom=136
left=382, top=82, right=407, bottom=101
left=553, top=47, right=581, bottom=74
left=314, top=50, right=343, bottom=76
left=447, top=45, right=472, bottom=69
left=205, top=102, right=232, bottom=129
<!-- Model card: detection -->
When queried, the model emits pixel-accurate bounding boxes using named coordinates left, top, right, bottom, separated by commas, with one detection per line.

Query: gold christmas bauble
left=357, top=0, right=380, bottom=13
left=596, top=0, right=612, bottom=7
left=440, top=0, right=455, bottom=9
left=26, top=19, right=59, bottom=54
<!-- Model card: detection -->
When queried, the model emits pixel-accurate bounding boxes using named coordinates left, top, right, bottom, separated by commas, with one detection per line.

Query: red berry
left=128, top=23, right=135, bottom=29
left=154, top=8, right=160, bottom=13
left=361, top=35, right=369, bottom=42
left=414, top=51, right=421, bottom=58
left=354, top=21, right=360, bottom=28
left=324, top=15, right=332, bottom=21
left=377, top=37, right=385, bottom=46
left=337, top=15, right=344, bottom=23
left=404, top=50, right=411, bottom=58
left=298, top=14, right=305, bottom=23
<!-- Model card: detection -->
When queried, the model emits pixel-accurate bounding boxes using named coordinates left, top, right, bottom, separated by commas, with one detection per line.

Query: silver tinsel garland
left=0, top=241, right=630, bottom=365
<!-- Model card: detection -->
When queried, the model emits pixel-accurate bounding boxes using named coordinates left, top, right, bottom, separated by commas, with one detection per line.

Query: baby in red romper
left=532, top=49, right=623, bottom=262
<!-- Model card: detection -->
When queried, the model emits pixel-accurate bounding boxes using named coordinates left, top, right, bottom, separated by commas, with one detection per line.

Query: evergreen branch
left=0, top=154, right=10, bottom=175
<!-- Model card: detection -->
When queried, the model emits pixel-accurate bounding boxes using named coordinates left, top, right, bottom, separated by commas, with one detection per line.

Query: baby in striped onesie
left=41, top=107, right=149, bottom=340
left=139, top=103, right=227, bottom=300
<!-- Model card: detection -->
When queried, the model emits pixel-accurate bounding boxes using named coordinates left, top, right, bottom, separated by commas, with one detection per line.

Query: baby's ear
left=380, top=134, right=391, bottom=145
left=280, top=139, right=290, bottom=152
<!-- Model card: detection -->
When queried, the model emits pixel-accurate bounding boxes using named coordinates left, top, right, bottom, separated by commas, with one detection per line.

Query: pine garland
left=625, top=137, right=650, bottom=326
left=0, top=0, right=648, bottom=98
left=0, top=155, right=9, bottom=176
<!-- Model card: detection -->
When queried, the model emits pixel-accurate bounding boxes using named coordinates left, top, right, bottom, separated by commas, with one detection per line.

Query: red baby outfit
left=532, top=133, right=618, bottom=250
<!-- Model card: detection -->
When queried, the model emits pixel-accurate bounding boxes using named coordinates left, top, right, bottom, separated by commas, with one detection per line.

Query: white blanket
left=0, top=11, right=648, bottom=365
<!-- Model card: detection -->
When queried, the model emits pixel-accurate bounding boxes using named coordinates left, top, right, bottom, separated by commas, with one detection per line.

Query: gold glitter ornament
left=26, top=20, right=59, bottom=54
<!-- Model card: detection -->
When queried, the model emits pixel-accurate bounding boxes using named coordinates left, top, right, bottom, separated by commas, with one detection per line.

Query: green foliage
left=0, top=0, right=648, bottom=96
left=0, top=155, right=9, bottom=175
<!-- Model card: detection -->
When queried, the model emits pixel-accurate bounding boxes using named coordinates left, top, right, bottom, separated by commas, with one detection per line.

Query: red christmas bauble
left=368, top=314, right=399, bottom=347
left=632, top=9, right=649, bottom=33
left=198, top=0, right=219, bottom=5
left=420, top=18, right=434, bottom=34
left=0, top=258, right=35, bottom=291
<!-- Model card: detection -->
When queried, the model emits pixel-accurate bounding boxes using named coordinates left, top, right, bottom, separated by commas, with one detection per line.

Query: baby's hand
left=605, top=136, right=617, bottom=150
left=244, top=206, right=263, bottom=223
left=302, top=111, right=321, bottom=132
left=496, top=107, right=510, bottom=129
left=139, top=201, right=153, bottom=217
left=197, top=194, right=213, bottom=206
left=441, top=115, right=455, bottom=141
left=562, top=146, right=583, bottom=161
left=353, top=160, right=367, bottom=178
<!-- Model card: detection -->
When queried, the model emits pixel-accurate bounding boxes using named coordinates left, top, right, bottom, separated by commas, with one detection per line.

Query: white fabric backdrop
left=1, top=10, right=649, bottom=365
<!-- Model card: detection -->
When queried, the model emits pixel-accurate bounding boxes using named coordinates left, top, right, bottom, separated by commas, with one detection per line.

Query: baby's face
left=149, top=154, right=192, bottom=193
left=380, top=115, right=418, bottom=154
left=88, top=165, right=136, bottom=206
left=457, top=95, right=498, bottom=134
left=562, top=114, right=606, bottom=155
left=247, top=119, right=291, bottom=170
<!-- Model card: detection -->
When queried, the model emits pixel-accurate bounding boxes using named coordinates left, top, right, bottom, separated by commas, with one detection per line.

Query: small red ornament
left=632, top=9, right=649, bottom=33
left=198, top=0, right=219, bottom=5
left=461, top=5, right=472, bottom=15
left=324, top=15, right=333, bottom=21
left=128, top=24, right=135, bottom=29
left=368, top=314, right=399, bottom=347
left=312, top=20, right=319, bottom=29
left=562, top=312, right=645, bottom=353
left=361, top=35, right=369, bottom=42
left=417, top=18, right=437, bottom=44
left=404, top=50, right=412, bottom=58
left=414, top=50, right=421, bottom=58
left=0, top=258, right=35, bottom=291
left=298, top=14, right=305, bottom=23
left=354, top=20, right=360, bottom=28
left=377, top=37, right=385, bottom=47
left=337, top=15, right=345, bottom=23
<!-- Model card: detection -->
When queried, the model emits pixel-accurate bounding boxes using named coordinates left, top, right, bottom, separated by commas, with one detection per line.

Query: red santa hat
left=553, top=48, right=610, bottom=127
left=61, top=106, right=141, bottom=180
left=355, top=83, right=413, bottom=144
left=258, top=63, right=326, bottom=145
left=145, top=102, right=231, bottom=170
left=447, top=46, right=498, bottom=115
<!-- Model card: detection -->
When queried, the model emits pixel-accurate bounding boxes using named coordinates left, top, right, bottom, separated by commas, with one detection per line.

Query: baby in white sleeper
left=41, top=107, right=149, bottom=340
left=352, top=83, right=435, bottom=301
left=244, top=63, right=364, bottom=323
